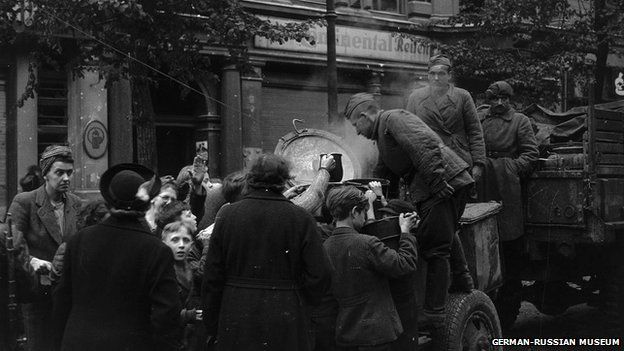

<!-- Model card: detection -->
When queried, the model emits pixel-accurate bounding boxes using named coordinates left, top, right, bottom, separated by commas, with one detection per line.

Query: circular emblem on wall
left=83, top=120, right=108, bottom=159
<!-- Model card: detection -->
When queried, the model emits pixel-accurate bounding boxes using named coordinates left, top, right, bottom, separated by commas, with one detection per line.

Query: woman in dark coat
left=202, top=154, right=331, bottom=351
left=52, top=164, right=181, bottom=351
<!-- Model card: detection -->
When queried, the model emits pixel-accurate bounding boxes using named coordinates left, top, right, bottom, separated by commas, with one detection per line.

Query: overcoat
left=52, top=215, right=181, bottom=351
left=8, top=185, right=82, bottom=263
left=323, top=227, right=418, bottom=347
left=8, top=185, right=82, bottom=301
left=406, top=85, right=486, bottom=167
left=476, top=106, right=538, bottom=241
left=372, top=109, right=473, bottom=207
left=202, top=189, right=331, bottom=351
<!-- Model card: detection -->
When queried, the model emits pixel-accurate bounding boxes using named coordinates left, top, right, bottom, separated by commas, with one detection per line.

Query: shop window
left=350, top=0, right=407, bottom=13
left=37, top=70, right=68, bottom=155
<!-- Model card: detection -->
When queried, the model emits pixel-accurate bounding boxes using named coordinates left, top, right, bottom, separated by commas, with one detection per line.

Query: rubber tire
left=493, top=279, right=522, bottom=331
left=432, top=290, right=503, bottom=351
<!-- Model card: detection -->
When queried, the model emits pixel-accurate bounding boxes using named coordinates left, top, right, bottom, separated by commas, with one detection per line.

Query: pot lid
left=274, top=120, right=362, bottom=185
left=460, top=201, right=503, bottom=224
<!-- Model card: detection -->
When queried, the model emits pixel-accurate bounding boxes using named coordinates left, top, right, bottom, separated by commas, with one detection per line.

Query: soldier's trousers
left=417, top=186, right=469, bottom=315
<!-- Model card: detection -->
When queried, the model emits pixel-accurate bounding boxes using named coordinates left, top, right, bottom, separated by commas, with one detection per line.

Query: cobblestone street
left=508, top=302, right=611, bottom=338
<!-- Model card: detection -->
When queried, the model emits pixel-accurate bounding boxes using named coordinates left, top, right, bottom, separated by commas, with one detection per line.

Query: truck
left=494, top=101, right=624, bottom=335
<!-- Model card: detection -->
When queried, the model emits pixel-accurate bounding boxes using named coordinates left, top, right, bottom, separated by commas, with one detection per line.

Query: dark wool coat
left=406, top=85, right=486, bottom=167
left=476, top=107, right=539, bottom=241
left=202, top=189, right=331, bottom=351
left=8, top=185, right=82, bottom=302
left=323, top=227, right=418, bottom=347
left=52, top=216, right=181, bottom=351
left=372, top=109, right=473, bottom=206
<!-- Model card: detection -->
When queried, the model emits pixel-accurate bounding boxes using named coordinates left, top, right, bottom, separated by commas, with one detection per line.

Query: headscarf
left=343, top=93, right=376, bottom=119
left=428, top=54, right=452, bottom=69
left=39, top=145, right=73, bottom=176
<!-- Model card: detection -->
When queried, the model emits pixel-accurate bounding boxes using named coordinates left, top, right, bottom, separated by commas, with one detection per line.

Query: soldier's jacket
left=476, top=106, right=539, bottom=241
left=373, top=109, right=474, bottom=206
left=406, top=85, right=486, bottom=168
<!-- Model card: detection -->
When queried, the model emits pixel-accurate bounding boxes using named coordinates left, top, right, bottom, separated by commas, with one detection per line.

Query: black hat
left=100, top=163, right=161, bottom=211
left=378, top=199, right=416, bottom=216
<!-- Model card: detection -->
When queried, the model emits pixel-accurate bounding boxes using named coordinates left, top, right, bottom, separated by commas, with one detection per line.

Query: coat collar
left=422, top=85, right=459, bottom=110
left=485, top=106, right=515, bottom=121
left=244, top=188, right=290, bottom=202
left=34, top=185, right=80, bottom=245
left=101, top=215, right=154, bottom=236
left=331, top=226, right=359, bottom=236
left=417, top=85, right=459, bottom=135
left=371, top=111, right=384, bottom=141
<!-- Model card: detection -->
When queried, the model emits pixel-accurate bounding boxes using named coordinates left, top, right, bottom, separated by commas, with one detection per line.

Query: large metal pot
left=274, top=120, right=362, bottom=185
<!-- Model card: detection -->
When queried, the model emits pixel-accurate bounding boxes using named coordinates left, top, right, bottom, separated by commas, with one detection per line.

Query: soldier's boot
left=448, top=231, right=475, bottom=293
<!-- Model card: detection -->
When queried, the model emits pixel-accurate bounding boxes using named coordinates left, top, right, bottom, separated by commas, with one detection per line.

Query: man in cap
left=8, top=145, right=82, bottom=351
left=476, top=81, right=538, bottom=322
left=405, top=54, right=482, bottom=293
left=343, top=93, right=474, bottom=327
left=406, top=55, right=485, bottom=177
left=52, top=163, right=181, bottom=351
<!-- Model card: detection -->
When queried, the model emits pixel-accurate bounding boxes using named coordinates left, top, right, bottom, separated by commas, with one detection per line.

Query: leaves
left=0, top=0, right=318, bottom=97
left=405, top=0, right=624, bottom=108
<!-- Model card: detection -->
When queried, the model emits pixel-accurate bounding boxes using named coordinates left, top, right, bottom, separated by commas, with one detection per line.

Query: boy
left=161, top=221, right=203, bottom=350
left=323, top=186, right=419, bottom=351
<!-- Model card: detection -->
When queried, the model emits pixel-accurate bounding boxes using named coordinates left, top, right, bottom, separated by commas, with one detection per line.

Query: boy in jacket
left=323, top=185, right=419, bottom=350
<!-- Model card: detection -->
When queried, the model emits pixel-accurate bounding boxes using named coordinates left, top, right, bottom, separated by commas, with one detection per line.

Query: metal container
left=361, top=216, right=401, bottom=249
left=459, top=202, right=504, bottom=293
left=275, top=122, right=362, bottom=185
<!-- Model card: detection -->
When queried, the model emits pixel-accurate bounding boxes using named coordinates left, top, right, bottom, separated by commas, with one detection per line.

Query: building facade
left=1, top=0, right=460, bottom=212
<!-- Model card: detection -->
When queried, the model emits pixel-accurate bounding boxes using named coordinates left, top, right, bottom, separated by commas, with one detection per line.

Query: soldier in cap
left=406, top=54, right=485, bottom=178
left=405, top=54, right=483, bottom=293
left=476, top=81, right=538, bottom=322
left=343, top=93, right=474, bottom=328
left=8, top=145, right=82, bottom=351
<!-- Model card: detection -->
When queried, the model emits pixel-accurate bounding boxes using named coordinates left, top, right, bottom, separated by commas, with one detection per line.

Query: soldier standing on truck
left=475, top=81, right=538, bottom=305
left=343, top=93, right=474, bottom=329
left=405, top=54, right=485, bottom=295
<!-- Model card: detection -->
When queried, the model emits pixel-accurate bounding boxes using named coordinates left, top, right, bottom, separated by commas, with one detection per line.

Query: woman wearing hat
left=52, top=163, right=181, bottom=351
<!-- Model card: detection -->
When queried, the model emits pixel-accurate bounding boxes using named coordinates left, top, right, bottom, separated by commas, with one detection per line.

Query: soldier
left=343, top=93, right=474, bottom=328
left=8, top=145, right=82, bottom=351
left=406, top=54, right=485, bottom=293
left=476, top=81, right=538, bottom=283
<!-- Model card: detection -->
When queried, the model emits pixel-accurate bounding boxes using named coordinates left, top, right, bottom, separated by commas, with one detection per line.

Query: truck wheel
left=602, top=238, right=624, bottom=336
left=493, top=279, right=521, bottom=330
left=432, top=290, right=502, bottom=351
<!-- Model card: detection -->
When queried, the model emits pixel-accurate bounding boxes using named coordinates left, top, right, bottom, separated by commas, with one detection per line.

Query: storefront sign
left=254, top=18, right=431, bottom=64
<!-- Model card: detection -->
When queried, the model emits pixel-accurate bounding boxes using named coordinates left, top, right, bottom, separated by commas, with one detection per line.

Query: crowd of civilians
left=3, top=145, right=424, bottom=351
left=2, top=54, right=539, bottom=351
